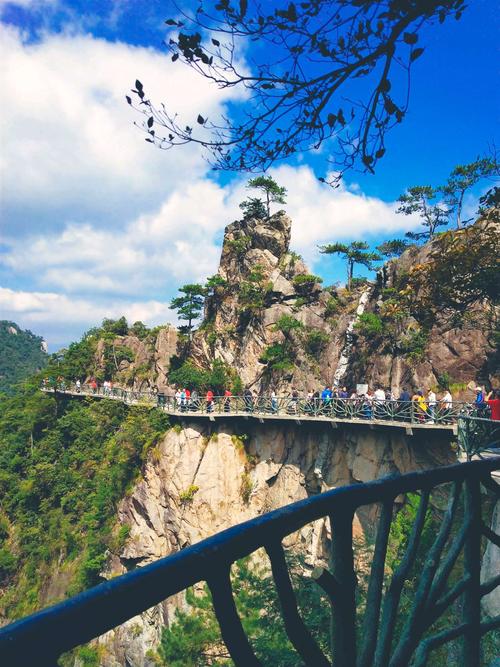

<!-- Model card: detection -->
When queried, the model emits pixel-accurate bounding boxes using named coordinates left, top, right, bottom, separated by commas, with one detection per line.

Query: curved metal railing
left=41, top=383, right=483, bottom=427
left=1, top=459, right=499, bottom=666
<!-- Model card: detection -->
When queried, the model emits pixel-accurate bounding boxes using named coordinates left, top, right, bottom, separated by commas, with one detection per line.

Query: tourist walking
left=486, top=389, right=500, bottom=421
left=206, top=389, right=214, bottom=413
left=244, top=387, right=254, bottom=413
left=427, top=388, right=437, bottom=423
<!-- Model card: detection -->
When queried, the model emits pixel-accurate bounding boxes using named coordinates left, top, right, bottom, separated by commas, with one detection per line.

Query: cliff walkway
left=41, top=384, right=485, bottom=435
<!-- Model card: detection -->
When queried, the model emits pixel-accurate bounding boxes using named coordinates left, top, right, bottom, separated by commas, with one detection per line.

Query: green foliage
left=159, top=556, right=330, bottom=666
left=324, top=296, right=340, bottom=318
left=101, top=317, right=129, bottom=336
left=319, top=241, right=380, bottom=289
left=272, top=315, right=303, bottom=336
left=259, top=343, right=293, bottom=372
left=436, top=371, right=451, bottom=390
left=292, top=274, right=323, bottom=294
left=303, top=329, right=330, bottom=357
left=350, top=277, right=368, bottom=288
left=377, top=239, right=409, bottom=258
left=205, top=274, right=228, bottom=297
left=179, top=485, right=199, bottom=504
left=0, top=384, right=169, bottom=619
left=354, top=312, right=384, bottom=338
left=398, top=327, right=429, bottom=362
left=397, top=185, right=449, bottom=241
left=240, top=473, right=253, bottom=503
left=441, top=156, right=498, bottom=228
left=168, top=360, right=241, bottom=394
left=239, top=197, right=267, bottom=220
left=129, top=321, right=150, bottom=339
left=400, top=220, right=500, bottom=328
left=246, top=176, right=287, bottom=217
left=239, top=265, right=273, bottom=313
left=0, top=321, right=47, bottom=393
left=170, top=284, right=206, bottom=334
left=227, top=235, right=251, bottom=257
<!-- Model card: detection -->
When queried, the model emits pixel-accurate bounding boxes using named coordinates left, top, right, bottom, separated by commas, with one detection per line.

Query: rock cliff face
left=187, top=212, right=498, bottom=397
left=190, top=212, right=368, bottom=393
left=97, top=419, right=454, bottom=666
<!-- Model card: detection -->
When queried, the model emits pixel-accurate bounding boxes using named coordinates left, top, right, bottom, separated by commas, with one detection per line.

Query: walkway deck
left=41, top=387, right=466, bottom=435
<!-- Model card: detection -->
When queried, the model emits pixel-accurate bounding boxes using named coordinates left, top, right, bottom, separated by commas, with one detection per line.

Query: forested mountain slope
left=0, top=321, right=47, bottom=393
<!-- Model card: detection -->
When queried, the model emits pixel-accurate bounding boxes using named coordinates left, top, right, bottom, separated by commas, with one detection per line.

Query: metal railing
left=1, top=459, right=499, bottom=667
left=458, top=415, right=500, bottom=460
left=41, top=383, right=483, bottom=427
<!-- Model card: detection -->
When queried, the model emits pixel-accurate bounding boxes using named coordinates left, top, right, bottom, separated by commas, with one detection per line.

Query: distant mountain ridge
left=0, top=320, right=47, bottom=393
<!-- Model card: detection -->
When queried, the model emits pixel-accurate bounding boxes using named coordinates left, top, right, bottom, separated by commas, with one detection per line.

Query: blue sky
left=0, top=0, right=498, bottom=349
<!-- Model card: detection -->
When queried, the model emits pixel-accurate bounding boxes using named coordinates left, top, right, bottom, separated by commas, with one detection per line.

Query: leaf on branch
left=165, top=19, right=178, bottom=26
left=135, top=80, right=143, bottom=91
left=240, top=0, right=248, bottom=18
left=145, top=138, right=154, bottom=143
left=403, top=32, right=418, bottom=45
left=212, top=38, right=220, bottom=47
left=197, top=115, right=205, bottom=125
left=172, top=53, right=179, bottom=62
left=147, top=116, right=154, bottom=128
left=125, top=95, right=132, bottom=105
left=410, top=47, right=424, bottom=62
left=327, top=113, right=337, bottom=127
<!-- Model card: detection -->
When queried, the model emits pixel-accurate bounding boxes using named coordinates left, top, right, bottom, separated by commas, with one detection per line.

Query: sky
left=0, top=0, right=498, bottom=350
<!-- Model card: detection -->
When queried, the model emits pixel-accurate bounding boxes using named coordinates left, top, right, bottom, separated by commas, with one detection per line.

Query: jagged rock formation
left=190, top=212, right=368, bottom=392
left=97, top=419, right=454, bottom=666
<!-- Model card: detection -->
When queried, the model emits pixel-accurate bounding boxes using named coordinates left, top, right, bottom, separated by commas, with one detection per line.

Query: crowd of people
left=41, top=377, right=500, bottom=422
left=167, top=384, right=500, bottom=422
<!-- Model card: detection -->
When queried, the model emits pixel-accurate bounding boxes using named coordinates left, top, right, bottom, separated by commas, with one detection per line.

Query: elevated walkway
left=40, top=386, right=483, bottom=435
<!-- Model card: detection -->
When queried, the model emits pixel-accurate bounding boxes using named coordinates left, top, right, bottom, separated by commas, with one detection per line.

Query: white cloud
left=269, top=165, right=420, bottom=266
left=0, top=24, right=242, bottom=236
left=0, top=26, right=422, bottom=349
left=0, top=286, right=176, bottom=347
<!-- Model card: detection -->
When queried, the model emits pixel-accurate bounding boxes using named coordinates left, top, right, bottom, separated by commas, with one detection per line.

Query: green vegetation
left=239, top=197, right=267, bottom=220
left=303, top=329, right=330, bottom=358
left=244, top=176, right=287, bottom=218
left=319, top=241, right=380, bottom=290
left=238, top=264, right=273, bottom=313
left=0, top=321, right=47, bottom=393
left=377, top=239, right=409, bottom=258
left=354, top=312, right=384, bottom=338
left=292, top=274, right=323, bottom=294
left=259, top=343, right=293, bottom=372
left=168, top=359, right=242, bottom=394
left=158, top=556, right=330, bottom=666
left=227, top=235, right=251, bottom=257
left=179, top=485, right=199, bottom=504
left=0, top=381, right=169, bottom=619
left=170, top=284, right=206, bottom=337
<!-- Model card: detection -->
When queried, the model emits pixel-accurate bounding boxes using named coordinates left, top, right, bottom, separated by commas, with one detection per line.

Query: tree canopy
left=129, top=0, right=467, bottom=182
left=170, top=284, right=206, bottom=336
left=319, top=241, right=380, bottom=289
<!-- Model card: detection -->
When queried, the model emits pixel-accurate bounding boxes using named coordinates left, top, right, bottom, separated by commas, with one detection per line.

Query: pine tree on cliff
left=319, top=241, right=380, bottom=290
left=397, top=186, right=450, bottom=241
left=170, top=284, right=205, bottom=338
left=245, top=176, right=287, bottom=218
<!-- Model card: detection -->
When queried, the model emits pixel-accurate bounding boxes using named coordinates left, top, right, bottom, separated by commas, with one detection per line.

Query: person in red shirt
left=486, top=389, right=500, bottom=421
left=206, top=389, right=214, bottom=413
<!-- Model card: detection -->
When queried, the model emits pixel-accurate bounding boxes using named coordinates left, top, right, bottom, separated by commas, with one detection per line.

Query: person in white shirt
left=440, top=390, right=453, bottom=423
left=373, top=387, right=385, bottom=418
left=427, top=388, right=437, bottom=423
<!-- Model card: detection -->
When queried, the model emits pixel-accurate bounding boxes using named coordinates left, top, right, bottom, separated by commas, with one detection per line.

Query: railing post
left=462, top=476, right=481, bottom=666
left=329, top=509, right=357, bottom=667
